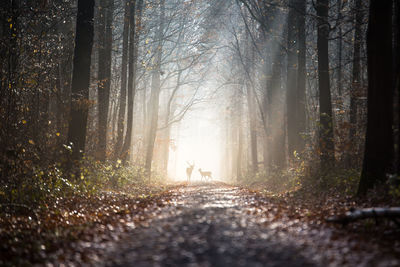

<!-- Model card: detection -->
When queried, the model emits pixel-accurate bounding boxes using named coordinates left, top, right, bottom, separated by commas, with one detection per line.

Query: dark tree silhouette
left=115, top=0, right=130, bottom=159
left=97, top=0, right=115, bottom=161
left=316, top=0, right=334, bottom=169
left=121, top=0, right=144, bottom=161
left=358, top=0, right=393, bottom=195
left=67, top=0, right=95, bottom=173
left=296, top=0, right=306, bottom=155
left=348, top=0, right=363, bottom=166
left=395, top=0, right=400, bottom=173
left=286, top=0, right=298, bottom=160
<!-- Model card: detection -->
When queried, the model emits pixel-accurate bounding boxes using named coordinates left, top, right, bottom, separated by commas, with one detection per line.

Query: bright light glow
left=168, top=110, right=222, bottom=182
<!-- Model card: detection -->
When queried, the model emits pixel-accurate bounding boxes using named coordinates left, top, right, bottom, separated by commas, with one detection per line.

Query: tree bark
left=358, top=0, right=393, bottom=195
left=296, top=0, right=306, bottom=154
left=336, top=0, right=343, bottom=96
left=316, top=0, right=335, bottom=169
left=66, top=0, right=95, bottom=174
left=97, top=0, right=114, bottom=161
left=348, top=0, right=363, bottom=166
left=244, top=29, right=258, bottom=174
left=121, top=0, right=143, bottom=162
left=115, top=0, right=130, bottom=159
left=269, top=50, right=285, bottom=169
left=246, top=82, right=258, bottom=174
left=396, top=0, right=400, bottom=173
left=286, top=0, right=298, bottom=160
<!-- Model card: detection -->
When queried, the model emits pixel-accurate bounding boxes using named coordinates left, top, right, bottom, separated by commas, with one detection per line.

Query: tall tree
left=243, top=24, right=258, bottom=174
left=66, top=0, right=95, bottom=173
left=97, top=0, right=114, bottom=161
left=296, top=0, right=307, bottom=155
left=358, top=0, right=393, bottom=195
left=286, top=0, right=298, bottom=160
left=336, top=0, right=343, bottom=96
left=316, top=0, right=334, bottom=168
left=145, top=0, right=166, bottom=177
left=348, top=0, right=363, bottom=165
left=115, top=0, right=130, bottom=158
left=121, top=0, right=144, bottom=161
left=395, top=0, right=400, bottom=173
left=246, top=76, right=258, bottom=174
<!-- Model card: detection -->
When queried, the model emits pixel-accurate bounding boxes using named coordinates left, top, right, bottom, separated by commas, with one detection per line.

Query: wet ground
left=105, top=184, right=319, bottom=266
left=100, top=183, right=400, bottom=267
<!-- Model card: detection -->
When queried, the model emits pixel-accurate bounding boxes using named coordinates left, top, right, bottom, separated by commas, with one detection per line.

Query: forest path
left=105, top=183, right=320, bottom=267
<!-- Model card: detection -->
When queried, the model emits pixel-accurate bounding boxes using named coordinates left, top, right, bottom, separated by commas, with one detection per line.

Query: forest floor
left=2, top=182, right=400, bottom=266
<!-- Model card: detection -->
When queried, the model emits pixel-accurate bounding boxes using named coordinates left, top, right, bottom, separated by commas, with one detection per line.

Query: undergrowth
left=0, top=157, right=167, bottom=209
left=241, top=163, right=361, bottom=198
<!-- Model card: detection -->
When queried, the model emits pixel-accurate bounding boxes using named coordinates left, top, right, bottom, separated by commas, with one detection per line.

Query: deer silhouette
left=198, top=168, right=212, bottom=181
left=186, top=161, right=195, bottom=182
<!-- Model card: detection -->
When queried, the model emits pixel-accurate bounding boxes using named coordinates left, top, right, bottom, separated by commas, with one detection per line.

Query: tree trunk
left=336, top=0, right=343, bottom=96
left=269, top=51, right=285, bottom=170
left=115, top=0, right=130, bottom=159
left=316, top=0, right=335, bottom=169
left=121, top=0, right=143, bottom=162
left=237, top=101, right=243, bottom=181
left=66, top=0, right=95, bottom=174
left=348, top=0, right=363, bottom=166
left=245, top=30, right=258, bottom=174
left=234, top=82, right=243, bottom=181
left=396, top=0, right=400, bottom=173
left=296, top=0, right=306, bottom=154
left=358, top=0, right=393, bottom=195
left=145, top=0, right=165, bottom=177
left=97, top=0, right=114, bottom=161
left=286, top=0, right=298, bottom=160
left=246, top=82, right=258, bottom=174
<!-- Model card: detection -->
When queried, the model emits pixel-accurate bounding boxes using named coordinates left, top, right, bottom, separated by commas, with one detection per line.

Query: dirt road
left=101, top=183, right=399, bottom=267
left=105, top=184, right=318, bottom=266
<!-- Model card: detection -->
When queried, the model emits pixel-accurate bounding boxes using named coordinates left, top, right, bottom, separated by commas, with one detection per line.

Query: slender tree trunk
left=337, top=0, right=343, bottom=96
left=296, top=0, right=306, bottom=154
left=145, top=0, right=165, bottom=177
left=97, top=0, right=114, bottom=161
left=358, top=0, right=393, bottom=195
left=115, top=0, right=130, bottom=158
left=269, top=50, right=285, bottom=170
left=67, top=0, right=95, bottom=174
left=262, top=54, right=269, bottom=172
left=237, top=103, right=243, bottom=181
left=287, top=0, right=298, bottom=160
left=235, top=82, right=243, bottom=181
left=121, top=0, right=143, bottom=162
left=348, top=0, right=363, bottom=166
left=246, top=82, right=258, bottom=174
left=244, top=30, right=258, bottom=174
left=396, top=0, right=400, bottom=173
left=316, top=0, right=335, bottom=169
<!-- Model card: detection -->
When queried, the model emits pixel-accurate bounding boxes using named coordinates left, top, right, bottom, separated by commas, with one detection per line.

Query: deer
left=186, top=161, right=195, bottom=182
left=198, top=168, right=212, bottom=181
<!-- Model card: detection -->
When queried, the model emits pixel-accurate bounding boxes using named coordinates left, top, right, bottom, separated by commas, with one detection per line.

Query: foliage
left=0, top=155, right=170, bottom=265
left=300, top=167, right=360, bottom=196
